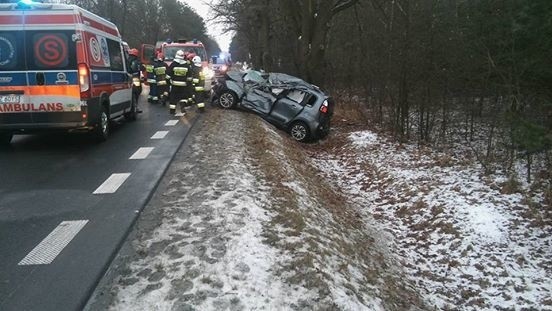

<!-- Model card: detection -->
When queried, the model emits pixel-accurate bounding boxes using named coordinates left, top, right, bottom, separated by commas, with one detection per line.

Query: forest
left=65, top=0, right=221, bottom=57
left=211, top=0, right=551, bottom=189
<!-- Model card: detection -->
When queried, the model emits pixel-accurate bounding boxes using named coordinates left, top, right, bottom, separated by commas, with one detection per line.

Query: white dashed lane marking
left=93, top=173, right=131, bottom=194
left=19, top=220, right=89, bottom=265
left=165, top=120, right=179, bottom=126
left=129, top=147, right=154, bottom=160
left=151, top=131, right=169, bottom=139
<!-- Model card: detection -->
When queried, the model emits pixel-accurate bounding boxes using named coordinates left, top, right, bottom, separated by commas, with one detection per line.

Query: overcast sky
left=180, top=0, right=233, bottom=52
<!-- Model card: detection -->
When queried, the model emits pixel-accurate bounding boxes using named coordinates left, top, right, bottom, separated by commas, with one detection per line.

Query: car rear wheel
left=94, top=106, right=110, bottom=142
left=218, top=91, right=237, bottom=109
left=0, top=132, right=13, bottom=145
left=289, top=121, right=310, bottom=142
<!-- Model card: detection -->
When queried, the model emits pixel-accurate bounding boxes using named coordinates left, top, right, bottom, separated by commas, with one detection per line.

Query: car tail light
left=78, top=63, right=91, bottom=99
left=320, top=99, right=329, bottom=114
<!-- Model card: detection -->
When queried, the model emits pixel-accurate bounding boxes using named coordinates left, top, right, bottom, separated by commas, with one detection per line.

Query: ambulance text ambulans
left=0, top=1, right=136, bottom=144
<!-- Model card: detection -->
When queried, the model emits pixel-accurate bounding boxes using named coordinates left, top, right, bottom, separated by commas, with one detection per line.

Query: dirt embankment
left=86, top=107, right=427, bottom=311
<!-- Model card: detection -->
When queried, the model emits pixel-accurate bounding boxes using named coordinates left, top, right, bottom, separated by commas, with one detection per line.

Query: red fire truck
left=141, top=39, right=213, bottom=91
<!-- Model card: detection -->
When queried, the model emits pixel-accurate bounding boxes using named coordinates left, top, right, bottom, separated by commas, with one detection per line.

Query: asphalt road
left=0, top=94, right=199, bottom=311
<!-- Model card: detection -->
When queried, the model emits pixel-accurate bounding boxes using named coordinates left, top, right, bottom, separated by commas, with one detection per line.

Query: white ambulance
left=0, top=1, right=135, bottom=144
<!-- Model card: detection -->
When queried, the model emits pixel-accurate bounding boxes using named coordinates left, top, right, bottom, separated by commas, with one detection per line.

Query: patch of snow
left=314, top=128, right=552, bottom=311
left=349, top=131, right=379, bottom=148
left=109, top=115, right=314, bottom=310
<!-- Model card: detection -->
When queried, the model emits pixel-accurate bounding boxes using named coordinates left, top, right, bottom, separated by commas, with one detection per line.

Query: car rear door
left=268, top=89, right=308, bottom=124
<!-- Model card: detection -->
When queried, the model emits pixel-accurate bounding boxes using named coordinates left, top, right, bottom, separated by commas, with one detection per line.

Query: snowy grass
left=251, top=121, right=423, bottom=310
left=107, top=111, right=314, bottom=310
left=314, top=128, right=552, bottom=310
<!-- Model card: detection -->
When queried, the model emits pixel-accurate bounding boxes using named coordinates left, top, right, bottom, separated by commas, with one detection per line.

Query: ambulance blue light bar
left=16, top=0, right=50, bottom=10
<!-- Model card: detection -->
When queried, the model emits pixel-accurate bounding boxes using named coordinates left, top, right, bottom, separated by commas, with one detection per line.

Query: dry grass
left=331, top=94, right=371, bottom=128
left=501, top=176, right=522, bottom=194
left=241, top=112, right=427, bottom=310
left=434, top=154, right=455, bottom=167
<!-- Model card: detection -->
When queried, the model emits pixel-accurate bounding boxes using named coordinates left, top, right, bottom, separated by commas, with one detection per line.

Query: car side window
left=304, top=93, right=317, bottom=107
left=107, top=39, right=124, bottom=71
left=286, top=90, right=306, bottom=105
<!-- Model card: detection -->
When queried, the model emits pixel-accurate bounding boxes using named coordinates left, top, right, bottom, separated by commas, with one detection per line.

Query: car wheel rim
left=220, top=93, right=233, bottom=108
left=291, top=124, right=307, bottom=141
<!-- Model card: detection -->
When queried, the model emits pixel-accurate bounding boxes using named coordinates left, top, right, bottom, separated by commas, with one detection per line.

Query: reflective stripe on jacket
left=171, top=80, right=187, bottom=86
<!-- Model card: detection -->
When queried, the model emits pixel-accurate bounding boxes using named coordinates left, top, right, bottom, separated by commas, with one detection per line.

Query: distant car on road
left=212, top=70, right=334, bottom=142
left=210, top=55, right=232, bottom=78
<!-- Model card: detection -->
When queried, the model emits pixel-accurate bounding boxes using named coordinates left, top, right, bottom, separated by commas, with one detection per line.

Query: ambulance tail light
left=78, top=63, right=91, bottom=99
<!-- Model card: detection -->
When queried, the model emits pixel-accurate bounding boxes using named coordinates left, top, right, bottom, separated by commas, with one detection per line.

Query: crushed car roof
left=230, top=70, right=322, bottom=93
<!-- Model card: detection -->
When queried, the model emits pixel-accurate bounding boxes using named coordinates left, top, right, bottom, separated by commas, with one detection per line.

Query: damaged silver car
left=211, top=70, right=334, bottom=142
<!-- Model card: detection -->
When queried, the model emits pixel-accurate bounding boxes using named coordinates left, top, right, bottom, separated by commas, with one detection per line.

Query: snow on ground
left=90, top=107, right=550, bottom=310
left=255, top=124, right=390, bottom=311
left=104, top=111, right=316, bottom=310
left=94, top=110, right=427, bottom=311
left=314, top=129, right=552, bottom=310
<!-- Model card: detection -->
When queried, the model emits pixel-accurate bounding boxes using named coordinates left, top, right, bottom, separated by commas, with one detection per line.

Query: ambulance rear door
left=0, top=9, right=31, bottom=126
left=24, top=10, right=82, bottom=125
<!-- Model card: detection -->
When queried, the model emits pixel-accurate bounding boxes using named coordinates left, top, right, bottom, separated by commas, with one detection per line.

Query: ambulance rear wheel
left=0, top=132, right=13, bottom=145
left=94, top=106, right=110, bottom=142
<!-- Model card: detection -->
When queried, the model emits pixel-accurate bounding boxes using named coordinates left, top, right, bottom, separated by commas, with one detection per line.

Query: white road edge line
left=151, top=131, right=169, bottom=139
left=19, top=220, right=89, bottom=265
left=93, top=173, right=131, bottom=194
left=129, top=147, right=154, bottom=160
left=165, top=120, right=179, bottom=126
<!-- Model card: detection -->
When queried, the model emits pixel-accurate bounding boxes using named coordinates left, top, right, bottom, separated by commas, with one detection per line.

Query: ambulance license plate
left=0, top=94, right=20, bottom=104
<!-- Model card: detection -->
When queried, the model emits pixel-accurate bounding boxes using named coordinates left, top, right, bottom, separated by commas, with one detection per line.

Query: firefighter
left=191, top=55, right=206, bottom=112
left=153, top=51, right=169, bottom=105
left=144, top=57, right=157, bottom=103
left=185, top=53, right=197, bottom=108
left=167, top=50, right=191, bottom=114
left=128, top=48, right=143, bottom=113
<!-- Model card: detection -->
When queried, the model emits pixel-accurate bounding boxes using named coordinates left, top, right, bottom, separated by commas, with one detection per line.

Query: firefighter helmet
left=175, top=50, right=185, bottom=60
left=192, top=56, right=202, bottom=67
left=174, top=50, right=185, bottom=64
